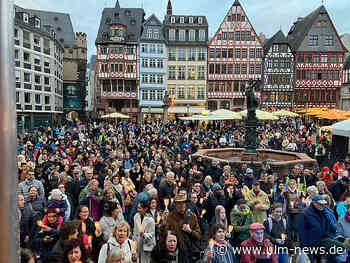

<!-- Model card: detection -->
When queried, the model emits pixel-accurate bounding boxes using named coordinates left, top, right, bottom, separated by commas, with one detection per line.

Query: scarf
left=345, top=212, right=350, bottom=223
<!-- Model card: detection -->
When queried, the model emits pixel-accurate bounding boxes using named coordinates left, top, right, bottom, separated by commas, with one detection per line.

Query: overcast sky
left=14, top=0, right=350, bottom=61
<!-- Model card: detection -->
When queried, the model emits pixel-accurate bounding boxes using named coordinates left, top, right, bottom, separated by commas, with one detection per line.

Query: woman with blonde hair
left=98, top=221, right=137, bottom=263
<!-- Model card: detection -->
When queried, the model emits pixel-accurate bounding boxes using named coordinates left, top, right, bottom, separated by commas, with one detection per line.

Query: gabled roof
left=264, top=30, right=289, bottom=53
left=96, top=3, right=145, bottom=44
left=14, top=5, right=76, bottom=46
left=140, top=14, right=165, bottom=42
left=287, top=5, right=346, bottom=53
left=144, top=14, right=162, bottom=26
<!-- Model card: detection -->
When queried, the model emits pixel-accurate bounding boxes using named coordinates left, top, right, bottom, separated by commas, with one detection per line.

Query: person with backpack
left=263, top=203, right=289, bottom=263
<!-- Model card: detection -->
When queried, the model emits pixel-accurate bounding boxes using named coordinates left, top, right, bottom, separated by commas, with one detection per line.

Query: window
left=233, top=81, right=239, bottom=92
left=153, top=29, right=159, bottom=39
left=235, top=31, right=240, bottom=41
left=149, top=74, right=156, bottom=84
left=35, top=18, right=40, bottom=28
left=235, top=64, right=240, bottom=74
left=189, top=30, right=195, bottom=41
left=178, top=66, right=185, bottom=80
left=24, top=72, right=31, bottom=82
left=15, top=70, right=20, bottom=82
left=142, top=58, right=148, bottom=68
left=169, top=29, right=175, bottom=41
left=198, top=48, right=206, bottom=61
left=180, top=17, right=184, bottom=23
left=228, top=48, right=233, bottom=58
left=141, top=44, right=148, bottom=53
left=325, top=35, right=334, bottom=46
left=34, top=75, right=41, bottom=84
left=23, top=31, right=30, bottom=42
left=209, top=48, right=215, bottom=59
left=146, top=29, right=152, bottom=39
left=150, top=90, right=156, bottom=101
left=335, top=71, right=339, bottom=80
left=15, top=49, right=19, bottom=60
left=221, top=64, right=227, bottom=74
left=241, top=64, right=247, bottom=74
left=306, top=55, right=312, bottom=63
left=24, top=93, right=31, bottom=103
left=198, top=66, right=206, bottom=80
left=150, top=59, right=156, bottom=68
left=222, top=32, right=227, bottom=40
left=142, top=90, right=148, bottom=100
left=179, top=30, right=185, bottom=41
left=44, top=77, right=50, bottom=85
left=235, top=48, right=241, bottom=59
left=228, top=64, right=233, bottom=74
left=189, top=17, right=193, bottom=23
left=35, top=94, right=41, bottom=104
left=187, top=66, right=196, bottom=80
left=14, top=28, right=18, bottom=39
left=157, top=75, right=163, bottom=84
left=216, top=48, right=221, bottom=59
left=308, top=35, right=318, bottom=46
left=34, top=35, right=40, bottom=46
left=157, top=90, right=163, bottom=101
left=187, top=86, right=195, bottom=99
left=157, top=44, right=163, bottom=54
left=321, top=55, right=328, bottom=63
left=198, top=17, right=203, bottom=24
left=178, top=48, right=186, bottom=61
left=241, top=15, right=245, bottom=21
left=142, top=74, right=148, bottom=83
left=241, top=31, right=245, bottom=41
left=250, top=48, right=255, bottom=58
left=242, top=49, right=247, bottom=59
left=157, top=59, right=163, bottom=68
left=256, top=49, right=262, bottom=58
left=171, top=17, right=175, bottom=23
left=168, top=48, right=176, bottom=61
left=222, top=48, right=227, bottom=58
left=249, top=64, right=254, bottom=74
left=229, top=32, right=234, bottom=40
left=188, top=48, right=196, bottom=61
left=330, top=55, right=337, bottom=63
left=168, top=66, right=176, bottom=80
left=209, top=64, right=214, bottom=74
left=199, top=30, right=205, bottom=41
left=23, top=13, right=29, bottom=23
left=150, top=44, right=156, bottom=53
left=246, top=31, right=251, bottom=41
left=198, top=86, right=205, bottom=100
left=16, top=92, right=19, bottom=103
left=215, top=64, right=220, bottom=74
left=178, top=86, right=185, bottom=99
left=126, top=64, right=134, bottom=73
left=127, top=46, right=133, bottom=55
left=314, top=55, right=320, bottom=63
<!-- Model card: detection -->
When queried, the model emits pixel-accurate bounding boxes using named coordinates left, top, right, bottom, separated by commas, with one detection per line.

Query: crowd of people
left=17, top=117, right=350, bottom=263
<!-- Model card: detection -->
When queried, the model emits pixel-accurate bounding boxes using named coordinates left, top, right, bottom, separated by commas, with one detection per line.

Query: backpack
left=267, top=216, right=286, bottom=233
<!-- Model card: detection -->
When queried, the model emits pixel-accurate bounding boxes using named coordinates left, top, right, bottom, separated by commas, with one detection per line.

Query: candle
left=178, top=182, right=182, bottom=187
left=228, top=225, right=233, bottom=233
left=209, top=239, right=215, bottom=251
left=37, top=220, right=43, bottom=227
left=94, top=222, right=100, bottom=229
left=201, top=209, right=206, bottom=216
left=281, top=233, right=286, bottom=240
left=157, top=215, right=161, bottom=224
left=171, top=198, right=174, bottom=204
left=302, top=197, right=305, bottom=203
left=290, top=201, right=294, bottom=208
left=88, top=235, right=92, bottom=243
left=164, top=198, right=169, bottom=208
left=270, top=189, right=274, bottom=194
left=297, top=178, right=300, bottom=184
left=132, top=240, right=137, bottom=250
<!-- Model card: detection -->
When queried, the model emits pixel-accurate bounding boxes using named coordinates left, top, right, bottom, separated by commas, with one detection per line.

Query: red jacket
left=240, top=237, right=278, bottom=263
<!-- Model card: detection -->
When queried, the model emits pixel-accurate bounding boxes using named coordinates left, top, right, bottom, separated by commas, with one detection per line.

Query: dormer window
left=35, top=18, right=40, bottom=28
left=153, top=29, right=159, bottom=39
left=189, top=17, right=193, bottom=23
left=147, top=29, right=152, bottom=38
left=130, top=19, right=136, bottom=25
left=198, top=17, right=203, bottom=24
left=23, top=13, right=29, bottom=23
left=180, top=17, right=184, bottom=23
left=171, top=17, right=175, bottom=23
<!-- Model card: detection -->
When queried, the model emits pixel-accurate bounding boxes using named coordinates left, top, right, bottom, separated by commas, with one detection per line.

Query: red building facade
left=207, top=0, right=263, bottom=111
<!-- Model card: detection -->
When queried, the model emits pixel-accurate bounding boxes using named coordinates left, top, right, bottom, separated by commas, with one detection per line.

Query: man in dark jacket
left=329, top=176, right=349, bottom=202
left=18, top=194, right=38, bottom=248
left=205, top=160, right=222, bottom=183
left=203, top=183, right=226, bottom=223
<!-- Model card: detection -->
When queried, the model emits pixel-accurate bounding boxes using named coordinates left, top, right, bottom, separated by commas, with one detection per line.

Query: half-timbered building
left=287, top=5, right=347, bottom=109
left=207, top=0, right=264, bottom=111
left=261, top=30, right=295, bottom=109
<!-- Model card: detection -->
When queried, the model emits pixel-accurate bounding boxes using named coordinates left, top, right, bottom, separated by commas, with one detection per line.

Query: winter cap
left=311, top=194, right=327, bottom=205
left=249, top=223, right=265, bottom=231
left=212, top=183, right=222, bottom=191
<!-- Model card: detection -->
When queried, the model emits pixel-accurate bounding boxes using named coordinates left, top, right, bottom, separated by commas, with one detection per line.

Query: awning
left=141, top=108, right=163, bottom=113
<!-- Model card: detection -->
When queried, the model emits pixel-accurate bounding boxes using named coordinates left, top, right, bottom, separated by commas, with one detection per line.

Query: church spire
left=115, top=0, right=120, bottom=9
left=167, top=0, right=172, bottom=16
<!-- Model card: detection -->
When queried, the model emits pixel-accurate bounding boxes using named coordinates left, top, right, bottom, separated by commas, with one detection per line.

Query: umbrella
left=238, top=110, right=279, bottom=120
left=272, top=110, right=299, bottom=118
left=210, top=109, right=242, bottom=120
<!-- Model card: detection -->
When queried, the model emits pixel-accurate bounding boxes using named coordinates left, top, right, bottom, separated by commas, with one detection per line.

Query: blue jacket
left=299, top=204, right=336, bottom=248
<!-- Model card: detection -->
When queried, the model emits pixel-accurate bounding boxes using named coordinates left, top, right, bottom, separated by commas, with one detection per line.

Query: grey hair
left=307, top=185, right=318, bottom=194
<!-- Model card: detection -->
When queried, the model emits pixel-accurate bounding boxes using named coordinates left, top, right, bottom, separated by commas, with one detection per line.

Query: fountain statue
left=162, top=90, right=170, bottom=125
left=244, top=79, right=260, bottom=156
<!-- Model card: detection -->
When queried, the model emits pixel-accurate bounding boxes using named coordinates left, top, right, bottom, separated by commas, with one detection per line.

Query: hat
left=321, top=167, right=329, bottom=172
left=246, top=168, right=253, bottom=174
left=212, top=183, right=222, bottom=191
left=174, top=192, right=187, bottom=202
left=252, top=179, right=260, bottom=186
left=341, top=177, right=350, bottom=183
left=311, top=194, right=327, bottom=205
left=249, top=223, right=265, bottom=231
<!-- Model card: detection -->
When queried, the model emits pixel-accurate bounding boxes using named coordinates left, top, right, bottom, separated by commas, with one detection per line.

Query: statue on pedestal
left=162, top=91, right=170, bottom=125
left=244, top=79, right=260, bottom=154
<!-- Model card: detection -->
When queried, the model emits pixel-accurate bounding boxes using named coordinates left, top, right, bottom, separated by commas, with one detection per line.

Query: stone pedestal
left=162, top=106, right=169, bottom=126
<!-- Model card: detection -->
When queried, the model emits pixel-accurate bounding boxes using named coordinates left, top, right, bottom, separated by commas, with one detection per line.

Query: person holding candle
left=204, top=224, right=238, bottom=263
left=263, top=203, right=289, bottom=263
left=240, top=223, right=278, bottom=263
left=78, top=179, right=104, bottom=221
left=98, top=221, right=137, bottom=263
left=158, top=172, right=177, bottom=210
left=246, top=180, right=270, bottom=224
left=133, top=200, right=156, bottom=263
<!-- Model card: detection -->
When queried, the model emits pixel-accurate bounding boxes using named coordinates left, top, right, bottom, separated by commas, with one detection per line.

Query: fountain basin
left=192, top=148, right=318, bottom=176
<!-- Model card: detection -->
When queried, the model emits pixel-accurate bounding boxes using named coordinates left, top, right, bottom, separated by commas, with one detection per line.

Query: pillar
left=0, top=0, right=19, bottom=262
